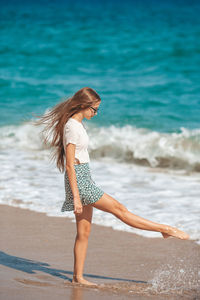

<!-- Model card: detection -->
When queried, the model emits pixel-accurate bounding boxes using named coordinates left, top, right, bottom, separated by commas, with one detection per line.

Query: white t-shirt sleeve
left=64, top=122, right=79, bottom=146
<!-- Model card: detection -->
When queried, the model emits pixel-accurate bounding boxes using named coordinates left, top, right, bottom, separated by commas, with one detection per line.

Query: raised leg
left=91, top=193, right=189, bottom=240
left=72, top=205, right=97, bottom=286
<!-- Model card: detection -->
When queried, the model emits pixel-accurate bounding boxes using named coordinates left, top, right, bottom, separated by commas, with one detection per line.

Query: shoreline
left=0, top=204, right=199, bottom=299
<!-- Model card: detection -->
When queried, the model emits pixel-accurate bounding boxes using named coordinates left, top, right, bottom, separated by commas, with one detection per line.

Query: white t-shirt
left=63, top=117, right=90, bottom=163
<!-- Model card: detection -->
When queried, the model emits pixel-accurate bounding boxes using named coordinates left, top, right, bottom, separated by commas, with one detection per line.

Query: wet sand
left=0, top=204, right=199, bottom=300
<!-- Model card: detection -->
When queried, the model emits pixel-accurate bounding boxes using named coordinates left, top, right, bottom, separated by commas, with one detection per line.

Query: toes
left=163, top=226, right=190, bottom=240
left=72, top=277, right=97, bottom=286
left=172, top=228, right=189, bottom=240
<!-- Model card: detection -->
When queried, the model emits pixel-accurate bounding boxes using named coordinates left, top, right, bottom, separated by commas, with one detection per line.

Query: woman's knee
left=92, top=193, right=128, bottom=217
left=75, top=205, right=93, bottom=241
left=76, top=225, right=91, bottom=240
left=112, top=201, right=128, bottom=218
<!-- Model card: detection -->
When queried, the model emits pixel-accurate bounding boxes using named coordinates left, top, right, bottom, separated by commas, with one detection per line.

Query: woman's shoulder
left=64, top=118, right=84, bottom=135
left=65, top=118, right=81, bottom=128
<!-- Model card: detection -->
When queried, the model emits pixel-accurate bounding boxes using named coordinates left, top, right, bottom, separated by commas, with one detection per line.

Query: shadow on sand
left=0, top=250, right=147, bottom=284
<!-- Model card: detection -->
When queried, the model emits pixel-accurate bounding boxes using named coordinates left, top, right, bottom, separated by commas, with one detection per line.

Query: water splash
left=148, top=259, right=199, bottom=294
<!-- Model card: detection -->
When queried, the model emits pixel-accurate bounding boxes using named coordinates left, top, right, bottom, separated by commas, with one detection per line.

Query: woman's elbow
left=65, top=163, right=75, bottom=172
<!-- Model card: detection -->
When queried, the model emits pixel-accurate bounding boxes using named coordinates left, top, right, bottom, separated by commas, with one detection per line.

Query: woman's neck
left=71, top=114, right=83, bottom=123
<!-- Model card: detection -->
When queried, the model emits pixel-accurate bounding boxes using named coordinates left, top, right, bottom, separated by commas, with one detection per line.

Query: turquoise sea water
left=1, top=0, right=200, bottom=131
left=0, top=1, right=200, bottom=249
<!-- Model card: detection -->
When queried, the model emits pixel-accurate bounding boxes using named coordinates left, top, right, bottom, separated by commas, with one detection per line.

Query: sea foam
left=1, top=121, right=200, bottom=173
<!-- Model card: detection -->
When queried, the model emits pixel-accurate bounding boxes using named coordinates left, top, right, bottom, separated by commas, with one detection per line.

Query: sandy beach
left=0, top=204, right=199, bottom=300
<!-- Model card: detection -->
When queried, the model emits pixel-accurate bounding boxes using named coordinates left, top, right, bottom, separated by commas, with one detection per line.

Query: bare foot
left=161, top=226, right=190, bottom=240
left=161, top=232, right=171, bottom=238
left=72, top=275, right=97, bottom=286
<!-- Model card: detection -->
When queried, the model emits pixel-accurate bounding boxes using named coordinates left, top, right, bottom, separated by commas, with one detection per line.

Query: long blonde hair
left=34, top=87, right=101, bottom=173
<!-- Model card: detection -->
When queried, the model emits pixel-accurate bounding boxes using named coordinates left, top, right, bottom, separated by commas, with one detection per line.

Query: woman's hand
left=73, top=197, right=83, bottom=215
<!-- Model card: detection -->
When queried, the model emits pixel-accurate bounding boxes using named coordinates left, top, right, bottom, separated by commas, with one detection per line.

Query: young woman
left=35, top=87, right=189, bottom=287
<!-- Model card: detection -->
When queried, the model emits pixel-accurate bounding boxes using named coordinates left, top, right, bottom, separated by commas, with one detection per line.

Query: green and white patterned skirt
left=61, top=163, right=104, bottom=212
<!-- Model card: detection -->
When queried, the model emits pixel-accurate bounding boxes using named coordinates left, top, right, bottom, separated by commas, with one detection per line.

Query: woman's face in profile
left=83, top=101, right=101, bottom=120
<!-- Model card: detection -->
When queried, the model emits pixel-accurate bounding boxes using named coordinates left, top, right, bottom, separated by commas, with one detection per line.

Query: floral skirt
left=61, top=163, right=104, bottom=212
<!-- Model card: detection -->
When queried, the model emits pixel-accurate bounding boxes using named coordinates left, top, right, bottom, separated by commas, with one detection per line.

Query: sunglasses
left=90, top=106, right=99, bottom=114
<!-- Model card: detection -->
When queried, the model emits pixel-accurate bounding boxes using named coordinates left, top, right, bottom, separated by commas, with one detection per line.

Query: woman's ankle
left=160, top=224, right=170, bottom=234
left=73, top=274, right=83, bottom=279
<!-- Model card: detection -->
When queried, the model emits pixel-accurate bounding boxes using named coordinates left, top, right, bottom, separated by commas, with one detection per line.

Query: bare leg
left=72, top=205, right=97, bottom=286
left=91, top=193, right=189, bottom=240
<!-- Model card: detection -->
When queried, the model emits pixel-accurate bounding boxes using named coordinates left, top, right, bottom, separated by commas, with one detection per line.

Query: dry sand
left=0, top=204, right=199, bottom=300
